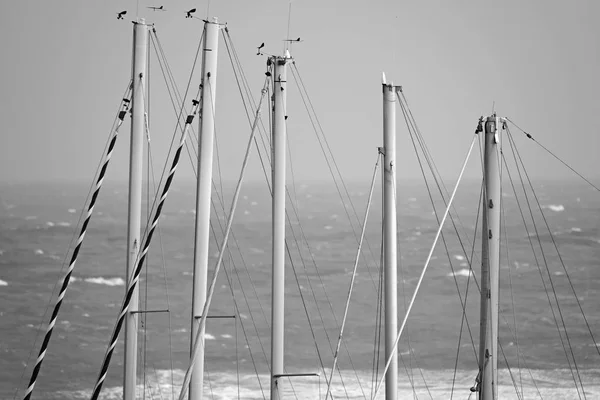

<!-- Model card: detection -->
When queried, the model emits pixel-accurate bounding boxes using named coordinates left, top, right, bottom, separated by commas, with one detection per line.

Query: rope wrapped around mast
left=23, top=88, right=133, bottom=400
left=90, top=94, right=201, bottom=400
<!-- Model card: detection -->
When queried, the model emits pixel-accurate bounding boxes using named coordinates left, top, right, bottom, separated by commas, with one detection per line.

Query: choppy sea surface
left=1, top=179, right=599, bottom=399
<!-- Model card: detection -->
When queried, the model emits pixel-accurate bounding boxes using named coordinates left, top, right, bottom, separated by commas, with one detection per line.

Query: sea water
left=0, top=180, right=598, bottom=399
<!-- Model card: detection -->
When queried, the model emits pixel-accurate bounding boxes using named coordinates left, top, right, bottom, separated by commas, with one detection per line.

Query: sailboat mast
left=190, top=17, right=220, bottom=400
left=478, top=114, right=501, bottom=400
left=270, top=52, right=289, bottom=400
left=382, top=78, right=398, bottom=399
left=123, top=18, right=148, bottom=400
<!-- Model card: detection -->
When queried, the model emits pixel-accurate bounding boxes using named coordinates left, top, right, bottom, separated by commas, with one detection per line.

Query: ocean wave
left=84, top=277, right=125, bottom=286
left=448, top=268, right=473, bottom=277
left=543, top=204, right=565, bottom=212
left=68, top=277, right=125, bottom=286
left=47, top=368, right=600, bottom=400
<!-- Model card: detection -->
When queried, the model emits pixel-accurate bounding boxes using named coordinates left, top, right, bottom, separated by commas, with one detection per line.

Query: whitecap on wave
left=447, top=268, right=472, bottom=277
left=68, top=208, right=76, bottom=213
left=68, top=276, right=125, bottom=286
left=542, top=204, right=565, bottom=212
left=0, top=279, right=7, bottom=286
left=84, top=277, right=125, bottom=286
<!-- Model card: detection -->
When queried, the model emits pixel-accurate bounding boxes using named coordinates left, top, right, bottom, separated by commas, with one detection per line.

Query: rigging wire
left=176, top=79, right=269, bottom=400
left=397, top=95, right=480, bottom=396
left=139, top=72, right=179, bottom=399
left=144, top=26, right=206, bottom=218
left=391, top=110, right=433, bottom=399
left=505, top=118, right=600, bottom=192
left=370, top=239, right=384, bottom=399
left=503, top=131, right=585, bottom=399
left=450, top=179, right=483, bottom=400
left=508, top=127, right=600, bottom=362
left=373, top=133, right=478, bottom=399
left=506, top=129, right=588, bottom=398
left=222, top=30, right=361, bottom=394
left=325, top=151, right=380, bottom=399
left=290, top=63, right=381, bottom=286
left=500, top=159, right=524, bottom=399
left=90, top=87, right=202, bottom=400
left=398, top=96, right=480, bottom=359
left=21, top=84, right=132, bottom=400
left=14, top=81, right=132, bottom=399
left=208, top=220, right=268, bottom=400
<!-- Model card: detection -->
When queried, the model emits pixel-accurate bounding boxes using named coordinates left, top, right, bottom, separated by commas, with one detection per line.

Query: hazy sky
left=0, top=0, right=598, bottom=185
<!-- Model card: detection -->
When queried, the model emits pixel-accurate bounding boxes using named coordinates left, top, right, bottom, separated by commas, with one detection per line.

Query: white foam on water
left=221, top=334, right=233, bottom=339
left=448, top=268, right=472, bottom=277
left=324, top=225, right=332, bottom=230
left=0, top=279, right=7, bottom=286
left=454, top=254, right=465, bottom=261
left=46, top=221, right=55, bottom=227
left=34, top=249, right=44, bottom=255
left=53, top=368, right=600, bottom=400
left=205, top=333, right=216, bottom=340
left=57, top=221, right=71, bottom=227
left=543, top=204, right=565, bottom=212
left=83, top=277, right=125, bottom=286
left=25, top=215, right=37, bottom=220
left=571, top=227, right=582, bottom=232
left=251, top=201, right=258, bottom=206
left=68, top=208, right=76, bottom=213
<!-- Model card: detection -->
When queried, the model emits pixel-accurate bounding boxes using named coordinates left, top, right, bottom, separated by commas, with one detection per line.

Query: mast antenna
left=285, top=1, right=292, bottom=52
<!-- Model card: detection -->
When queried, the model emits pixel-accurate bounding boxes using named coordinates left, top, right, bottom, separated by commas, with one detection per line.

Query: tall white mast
left=382, top=79, right=398, bottom=399
left=270, top=52, right=289, bottom=400
left=478, top=114, right=501, bottom=400
left=123, top=18, right=148, bottom=400
left=190, top=17, right=220, bottom=400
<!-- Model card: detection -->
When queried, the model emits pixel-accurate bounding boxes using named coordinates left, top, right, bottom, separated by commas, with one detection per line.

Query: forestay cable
left=325, top=152, right=380, bottom=399
left=373, top=133, right=477, bottom=399
left=90, top=90, right=201, bottom=400
left=177, top=79, right=269, bottom=400
left=505, top=117, right=600, bottom=192
left=22, top=87, right=132, bottom=400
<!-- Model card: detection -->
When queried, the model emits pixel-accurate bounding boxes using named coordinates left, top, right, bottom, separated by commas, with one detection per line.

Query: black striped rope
left=90, top=95, right=201, bottom=400
left=23, top=89, right=133, bottom=400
